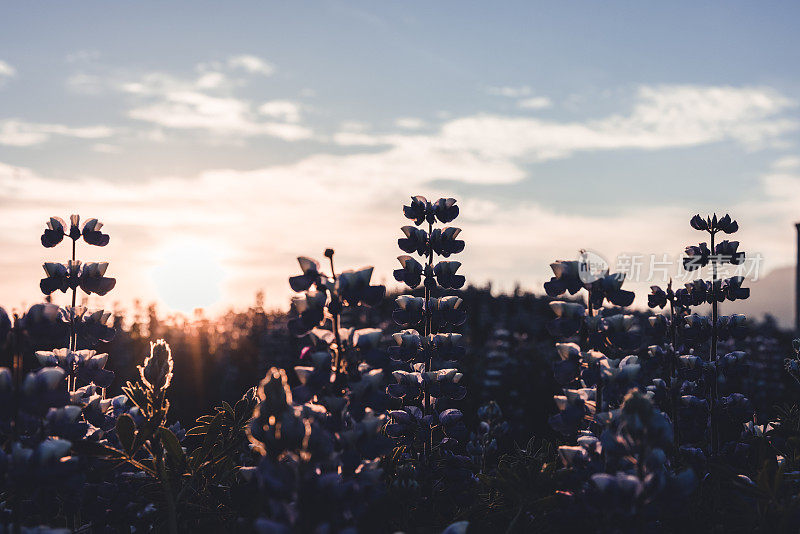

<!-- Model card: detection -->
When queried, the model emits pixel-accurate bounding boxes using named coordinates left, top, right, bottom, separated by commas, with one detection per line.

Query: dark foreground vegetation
left=1, top=204, right=799, bottom=533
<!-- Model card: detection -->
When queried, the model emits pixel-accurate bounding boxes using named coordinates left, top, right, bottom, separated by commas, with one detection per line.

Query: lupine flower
left=553, top=343, right=581, bottom=385
left=79, top=262, right=117, bottom=295
left=387, top=370, right=423, bottom=399
left=335, top=267, right=385, bottom=306
left=546, top=301, right=585, bottom=337
left=36, top=348, right=77, bottom=369
left=247, top=367, right=308, bottom=458
left=434, top=198, right=459, bottom=223
left=430, top=227, right=465, bottom=257
left=682, top=242, right=710, bottom=271
left=21, top=367, right=69, bottom=416
left=46, top=405, right=88, bottom=441
left=433, top=261, right=466, bottom=289
left=139, top=339, right=173, bottom=391
left=648, top=285, right=669, bottom=308
left=67, top=214, right=82, bottom=240
left=392, top=295, right=425, bottom=327
left=717, top=314, right=747, bottom=340
left=20, top=303, right=67, bottom=345
left=720, top=393, right=754, bottom=424
left=549, top=389, right=593, bottom=436
left=544, top=260, right=583, bottom=297
left=398, top=226, right=428, bottom=255
left=288, top=291, right=327, bottom=336
left=41, top=216, right=67, bottom=247
left=389, top=329, right=423, bottom=362
left=589, top=273, right=635, bottom=307
left=77, top=309, right=116, bottom=345
left=289, top=257, right=323, bottom=292
left=425, top=368, right=466, bottom=401
left=721, top=276, right=749, bottom=301
left=426, top=333, right=465, bottom=364
left=81, top=218, right=110, bottom=246
left=403, top=195, right=433, bottom=226
left=430, top=295, right=467, bottom=326
left=715, top=240, right=745, bottom=264
left=394, top=255, right=424, bottom=288
left=386, top=406, right=426, bottom=443
left=40, top=261, right=80, bottom=294
left=690, top=213, right=738, bottom=234
left=41, top=215, right=111, bottom=248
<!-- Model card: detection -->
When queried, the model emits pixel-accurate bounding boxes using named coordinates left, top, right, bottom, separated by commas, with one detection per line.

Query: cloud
left=518, top=96, right=553, bottom=110
left=122, top=66, right=311, bottom=141
left=2, top=150, right=798, bottom=317
left=258, top=100, right=303, bottom=123
left=336, top=85, right=797, bottom=168
left=395, top=117, right=426, bottom=130
left=0, top=119, right=114, bottom=147
left=226, top=55, right=274, bottom=76
left=2, top=82, right=798, bottom=316
left=772, top=155, right=800, bottom=170
left=487, top=85, right=531, bottom=98
left=0, top=60, right=16, bottom=85
left=128, top=91, right=312, bottom=140
left=92, top=143, right=121, bottom=154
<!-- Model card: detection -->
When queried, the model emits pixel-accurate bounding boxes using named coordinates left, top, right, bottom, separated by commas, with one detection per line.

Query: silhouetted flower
left=426, top=333, right=465, bottom=363
left=721, top=276, right=749, bottom=301
left=394, top=255, right=424, bottom=288
left=77, top=309, right=116, bottom=345
left=430, top=296, right=466, bottom=326
left=398, top=226, right=428, bottom=255
left=68, top=214, right=82, bottom=240
left=683, top=243, right=710, bottom=271
left=721, top=393, right=754, bottom=424
left=386, top=406, right=425, bottom=443
left=387, top=371, right=423, bottom=399
left=336, top=267, right=385, bottom=306
left=41, top=217, right=67, bottom=248
left=691, top=213, right=738, bottom=234
left=40, top=261, right=80, bottom=294
left=139, top=339, right=173, bottom=391
left=590, top=273, right=634, bottom=307
left=288, top=291, right=327, bottom=336
left=715, top=240, right=745, bottom=265
left=81, top=218, right=110, bottom=246
left=430, top=227, right=465, bottom=257
left=393, top=296, right=425, bottom=327
left=544, top=260, right=583, bottom=297
left=389, top=329, right=422, bottom=362
left=78, top=262, right=116, bottom=295
left=434, top=261, right=465, bottom=289
left=290, top=257, right=324, bottom=292
left=434, top=198, right=459, bottom=223
left=248, top=368, right=308, bottom=458
left=648, top=285, right=669, bottom=308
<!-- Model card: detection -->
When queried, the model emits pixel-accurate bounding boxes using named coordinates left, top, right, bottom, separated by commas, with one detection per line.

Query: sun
left=151, top=238, right=226, bottom=314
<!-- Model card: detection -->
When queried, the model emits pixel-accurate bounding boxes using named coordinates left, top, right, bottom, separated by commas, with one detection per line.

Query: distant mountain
left=739, top=265, right=796, bottom=329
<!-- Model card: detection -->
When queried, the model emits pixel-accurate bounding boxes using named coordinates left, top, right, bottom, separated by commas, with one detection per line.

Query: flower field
left=1, top=199, right=799, bottom=533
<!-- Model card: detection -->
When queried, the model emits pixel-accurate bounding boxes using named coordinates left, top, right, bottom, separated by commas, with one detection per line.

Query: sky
left=2, top=1, right=800, bottom=319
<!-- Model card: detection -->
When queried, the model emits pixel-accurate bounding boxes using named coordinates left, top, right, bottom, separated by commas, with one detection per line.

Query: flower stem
left=710, top=230, right=719, bottom=456
left=668, top=289, right=681, bottom=447
left=423, top=220, right=434, bottom=464
left=328, top=253, right=343, bottom=380
left=69, top=238, right=77, bottom=392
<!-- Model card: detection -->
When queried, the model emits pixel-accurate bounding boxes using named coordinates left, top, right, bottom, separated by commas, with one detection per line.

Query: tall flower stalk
left=388, top=196, right=468, bottom=476
left=39, top=215, right=115, bottom=392
left=683, top=213, right=745, bottom=455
